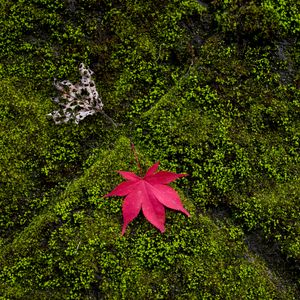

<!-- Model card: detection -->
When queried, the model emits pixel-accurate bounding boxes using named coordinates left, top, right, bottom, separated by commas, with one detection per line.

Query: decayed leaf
left=48, top=63, right=103, bottom=124
left=104, top=162, right=190, bottom=235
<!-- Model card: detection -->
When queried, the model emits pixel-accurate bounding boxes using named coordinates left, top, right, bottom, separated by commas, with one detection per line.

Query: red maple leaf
left=104, top=162, right=190, bottom=235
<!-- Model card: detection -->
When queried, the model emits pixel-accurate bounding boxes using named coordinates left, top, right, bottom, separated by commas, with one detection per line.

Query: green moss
left=212, top=0, right=300, bottom=40
left=1, top=137, right=297, bottom=299
left=133, top=37, right=300, bottom=262
left=232, top=178, right=300, bottom=260
left=0, top=77, right=119, bottom=236
left=0, top=0, right=299, bottom=298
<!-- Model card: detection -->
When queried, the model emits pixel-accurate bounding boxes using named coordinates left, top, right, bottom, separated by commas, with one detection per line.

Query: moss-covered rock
left=0, top=0, right=299, bottom=298
left=0, top=77, right=117, bottom=237
left=212, top=0, right=300, bottom=40
left=1, top=137, right=298, bottom=299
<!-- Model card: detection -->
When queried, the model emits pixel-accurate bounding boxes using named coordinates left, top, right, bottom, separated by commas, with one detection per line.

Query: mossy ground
left=0, top=0, right=299, bottom=299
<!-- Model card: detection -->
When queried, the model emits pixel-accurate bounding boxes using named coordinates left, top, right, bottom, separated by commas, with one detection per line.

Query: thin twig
left=100, top=111, right=118, bottom=127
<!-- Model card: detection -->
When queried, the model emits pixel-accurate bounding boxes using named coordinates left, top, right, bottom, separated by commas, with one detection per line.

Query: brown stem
left=131, top=142, right=143, bottom=176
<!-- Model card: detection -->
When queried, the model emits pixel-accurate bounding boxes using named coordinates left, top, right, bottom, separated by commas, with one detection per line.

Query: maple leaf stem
left=131, top=142, right=143, bottom=176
